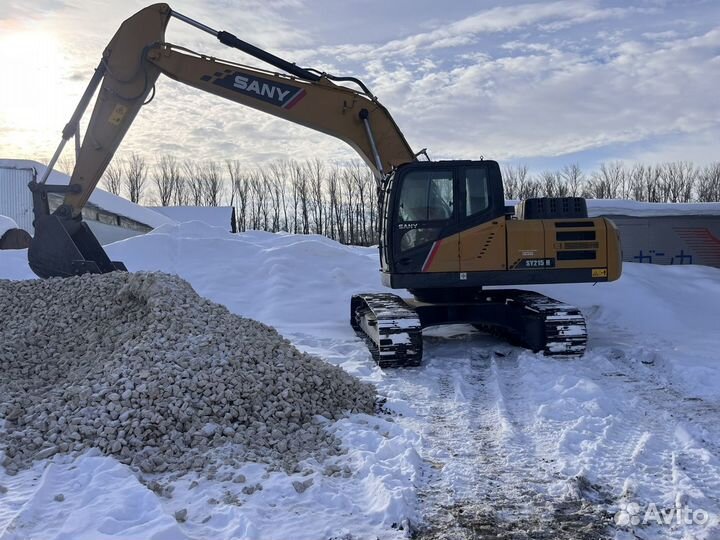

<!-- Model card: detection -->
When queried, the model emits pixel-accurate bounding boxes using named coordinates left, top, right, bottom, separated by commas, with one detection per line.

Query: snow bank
left=149, top=206, right=234, bottom=231
left=0, top=215, right=19, bottom=238
left=108, top=222, right=386, bottom=338
left=528, top=263, right=720, bottom=399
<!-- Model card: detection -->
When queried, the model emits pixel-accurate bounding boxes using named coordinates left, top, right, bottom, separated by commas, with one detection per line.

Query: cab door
left=458, top=164, right=507, bottom=272
left=391, top=165, right=459, bottom=274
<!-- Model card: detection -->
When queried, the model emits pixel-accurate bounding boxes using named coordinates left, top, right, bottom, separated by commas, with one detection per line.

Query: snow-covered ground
left=149, top=206, right=235, bottom=231
left=1, top=221, right=720, bottom=539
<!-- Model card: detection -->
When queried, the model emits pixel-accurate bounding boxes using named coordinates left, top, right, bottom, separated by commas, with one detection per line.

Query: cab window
left=465, top=167, right=490, bottom=217
left=397, top=169, right=453, bottom=252
left=398, top=170, right=453, bottom=222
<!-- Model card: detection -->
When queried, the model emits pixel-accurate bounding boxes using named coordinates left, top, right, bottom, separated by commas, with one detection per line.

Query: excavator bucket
left=27, top=181, right=127, bottom=279
left=28, top=214, right=127, bottom=279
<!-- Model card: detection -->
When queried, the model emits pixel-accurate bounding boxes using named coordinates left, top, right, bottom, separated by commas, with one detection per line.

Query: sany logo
left=202, top=70, right=306, bottom=109
left=233, top=76, right=291, bottom=100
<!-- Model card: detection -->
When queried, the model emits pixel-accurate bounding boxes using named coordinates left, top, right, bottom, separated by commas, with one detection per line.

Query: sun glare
left=0, top=30, right=78, bottom=158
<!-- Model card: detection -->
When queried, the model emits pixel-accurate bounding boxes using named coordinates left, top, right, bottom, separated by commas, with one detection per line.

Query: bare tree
left=202, top=161, right=224, bottom=206
left=306, top=158, right=325, bottom=235
left=57, top=155, right=75, bottom=175
left=561, top=164, right=584, bottom=197
left=627, top=164, right=662, bottom=202
left=183, top=160, right=204, bottom=205
left=269, top=161, right=290, bottom=232
left=516, top=169, right=539, bottom=200
left=502, top=165, right=520, bottom=200
left=288, top=161, right=309, bottom=234
left=696, top=162, right=720, bottom=202
left=124, top=153, right=148, bottom=203
left=660, top=161, right=696, bottom=203
left=539, top=171, right=569, bottom=197
left=341, top=167, right=358, bottom=244
left=249, top=171, right=270, bottom=230
left=586, top=162, right=625, bottom=199
left=102, top=158, right=124, bottom=196
left=152, top=155, right=179, bottom=206
left=326, top=165, right=344, bottom=243
left=173, top=172, right=189, bottom=205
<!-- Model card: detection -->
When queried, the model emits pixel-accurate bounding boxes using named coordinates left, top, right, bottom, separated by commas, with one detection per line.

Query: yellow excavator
left=28, top=4, right=622, bottom=366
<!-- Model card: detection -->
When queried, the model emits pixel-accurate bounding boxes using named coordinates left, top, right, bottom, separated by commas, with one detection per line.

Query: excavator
left=27, top=4, right=622, bottom=367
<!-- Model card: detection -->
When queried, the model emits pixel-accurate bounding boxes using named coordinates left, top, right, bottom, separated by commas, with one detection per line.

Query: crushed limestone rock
left=0, top=272, right=376, bottom=475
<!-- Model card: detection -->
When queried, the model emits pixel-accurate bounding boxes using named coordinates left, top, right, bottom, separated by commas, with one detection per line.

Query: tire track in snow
left=386, top=334, right=613, bottom=539
left=504, top=342, right=720, bottom=539
left=587, top=346, right=720, bottom=535
left=290, top=330, right=720, bottom=539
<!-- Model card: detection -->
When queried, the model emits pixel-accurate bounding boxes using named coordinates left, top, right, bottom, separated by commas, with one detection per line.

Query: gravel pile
left=0, top=272, right=376, bottom=475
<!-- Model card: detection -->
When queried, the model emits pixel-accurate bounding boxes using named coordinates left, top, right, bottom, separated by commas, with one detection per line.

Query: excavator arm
left=28, top=3, right=414, bottom=277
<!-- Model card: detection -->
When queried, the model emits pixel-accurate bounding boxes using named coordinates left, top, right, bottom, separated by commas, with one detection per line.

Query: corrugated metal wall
left=0, top=166, right=35, bottom=233
left=1, top=166, right=149, bottom=245
left=603, top=215, right=720, bottom=268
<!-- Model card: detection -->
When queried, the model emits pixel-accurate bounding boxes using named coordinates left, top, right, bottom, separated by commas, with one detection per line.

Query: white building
left=0, top=160, right=174, bottom=245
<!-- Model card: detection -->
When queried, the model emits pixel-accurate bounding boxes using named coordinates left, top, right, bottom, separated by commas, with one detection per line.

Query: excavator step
left=350, top=290, right=587, bottom=368
left=350, top=293, right=423, bottom=368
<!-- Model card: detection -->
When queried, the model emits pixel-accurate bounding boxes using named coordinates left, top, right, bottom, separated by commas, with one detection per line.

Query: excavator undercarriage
left=351, top=289, right=587, bottom=367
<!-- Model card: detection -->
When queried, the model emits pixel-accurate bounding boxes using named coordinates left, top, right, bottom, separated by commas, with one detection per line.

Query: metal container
left=0, top=166, right=36, bottom=234
left=606, top=215, right=720, bottom=268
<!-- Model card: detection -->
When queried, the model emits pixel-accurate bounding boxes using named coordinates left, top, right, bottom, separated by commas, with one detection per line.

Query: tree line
left=94, top=154, right=379, bottom=245
left=503, top=161, right=720, bottom=203
left=89, top=155, right=720, bottom=246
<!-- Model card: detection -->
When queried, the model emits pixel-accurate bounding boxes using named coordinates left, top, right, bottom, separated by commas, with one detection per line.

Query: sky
left=0, top=0, right=719, bottom=174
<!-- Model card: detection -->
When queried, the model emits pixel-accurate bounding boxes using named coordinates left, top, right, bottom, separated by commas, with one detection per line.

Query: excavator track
left=492, top=290, right=587, bottom=357
left=350, top=293, right=423, bottom=368
left=351, top=290, right=587, bottom=367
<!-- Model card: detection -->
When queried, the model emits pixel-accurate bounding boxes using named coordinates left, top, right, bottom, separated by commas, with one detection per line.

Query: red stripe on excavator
left=284, top=89, right=306, bottom=109
left=422, top=239, right=442, bottom=272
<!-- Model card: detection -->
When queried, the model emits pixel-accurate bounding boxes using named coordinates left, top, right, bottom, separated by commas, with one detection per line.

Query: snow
left=0, top=215, right=19, bottom=238
left=507, top=198, right=720, bottom=217
left=0, top=160, right=175, bottom=229
left=148, top=206, right=234, bottom=231
left=2, top=222, right=720, bottom=538
left=586, top=199, right=720, bottom=217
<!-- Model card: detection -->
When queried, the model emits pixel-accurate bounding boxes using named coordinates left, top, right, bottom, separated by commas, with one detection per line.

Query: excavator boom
left=28, top=3, right=414, bottom=277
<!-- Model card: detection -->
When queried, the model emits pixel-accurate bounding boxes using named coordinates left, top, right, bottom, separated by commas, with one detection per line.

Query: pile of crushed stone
left=0, top=272, right=376, bottom=476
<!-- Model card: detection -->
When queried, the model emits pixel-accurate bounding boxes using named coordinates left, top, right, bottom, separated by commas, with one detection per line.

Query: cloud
left=0, top=0, right=69, bottom=22
left=1, top=0, right=719, bottom=175
left=304, top=4, right=720, bottom=165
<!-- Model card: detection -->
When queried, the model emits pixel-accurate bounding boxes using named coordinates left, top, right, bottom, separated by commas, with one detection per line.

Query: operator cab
left=380, top=160, right=504, bottom=280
